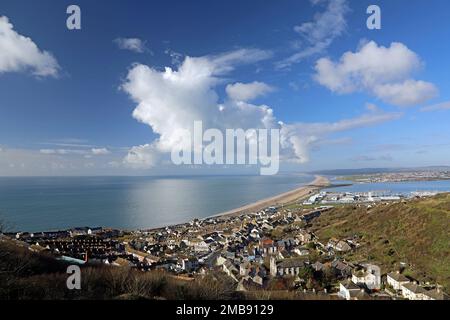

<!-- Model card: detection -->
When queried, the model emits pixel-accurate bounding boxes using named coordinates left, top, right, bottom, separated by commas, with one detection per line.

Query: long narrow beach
left=210, top=175, right=330, bottom=219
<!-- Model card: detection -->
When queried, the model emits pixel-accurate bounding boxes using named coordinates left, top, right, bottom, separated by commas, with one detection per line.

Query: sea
left=0, top=174, right=313, bottom=232
left=2, top=175, right=450, bottom=233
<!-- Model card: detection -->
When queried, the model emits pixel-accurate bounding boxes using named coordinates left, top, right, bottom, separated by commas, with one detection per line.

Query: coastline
left=3, top=175, right=331, bottom=233
left=207, top=175, right=330, bottom=220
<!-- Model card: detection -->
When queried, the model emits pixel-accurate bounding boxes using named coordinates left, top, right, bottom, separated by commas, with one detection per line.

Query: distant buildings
left=305, top=189, right=446, bottom=206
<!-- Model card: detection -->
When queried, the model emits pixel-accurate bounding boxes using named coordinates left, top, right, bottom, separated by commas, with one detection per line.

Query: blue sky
left=0, top=0, right=450, bottom=176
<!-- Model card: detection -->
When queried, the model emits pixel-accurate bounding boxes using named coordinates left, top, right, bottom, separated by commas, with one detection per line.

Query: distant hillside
left=312, top=168, right=398, bottom=176
left=313, top=166, right=450, bottom=176
left=310, top=194, right=450, bottom=291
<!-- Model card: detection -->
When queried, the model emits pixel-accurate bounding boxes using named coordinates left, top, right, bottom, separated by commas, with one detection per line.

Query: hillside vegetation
left=0, top=240, right=237, bottom=300
left=310, top=193, right=450, bottom=290
left=0, top=240, right=330, bottom=300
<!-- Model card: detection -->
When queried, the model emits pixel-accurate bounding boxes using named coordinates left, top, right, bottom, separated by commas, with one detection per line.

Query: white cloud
left=0, top=147, right=130, bottom=176
left=91, top=148, right=111, bottom=155
left=276, top=0, right=349, bottom=69
left=420, top=100, right=450, bottom=112
left=226, top=81, right=274, bottom=101
left=40, top=147, right=111, bottom=156
left=39, top=149, right=56, bottom=155
left=165, top=49, right=184, bottom=66
left=39, top=149, right=87, bottom=155
left=314, top=41, right=438, bottom=106
left=121, top=48, right=401, bottom=168
left=373, top=80, right=437, bottom=107
left=0, top=16, right=59, bottom=77
left=123, top=144, right=161, bottom=169
left=121, top=49, right=276, bottom=168
left=114, top=37, right=148, bottom=53
left=280, top=107, right=403, bottom=163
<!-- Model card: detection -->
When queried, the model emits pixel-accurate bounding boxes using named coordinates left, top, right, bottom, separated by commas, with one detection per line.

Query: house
left=239, top=261, right=252, bottom=276
left=144, top=254, right=160, bottom=264
left=401, top=282, right=427, bottom=300
left=338, top=279, right=368, bottom=300
left=88, top=227, right=102, bottom=235
left=277, top=239, right=296, bottom=251
left=301, top=210, right=321, bottom=222
left=236, top=276, right=264, bottom=291
left=294, top=247, right=310, bottom=256
left=223, top=251, right=236, bottom=260
left=387, top=272, right=410, bottom=290
left=43, top=231, right=71, bottom=239
left=240, top=261, right=267, bottom=279
left=251, top=274, right=264, bottom=286
left=339, top=196, right=356, bottom=203
left=250, top=228, right=261, bottom=240
left=261, top=223, right=273, bottom=231
left=215, top=255, right=227, bottom=266
left=270, top=256, right=306, bottom=277
left=335, top=240, right=352, bottom=252
left=70, top=227, right=89, bottom=237
left=260, top=238, right=277, bottom=256
left=180, top=257, right=199, bottom=273
left=297, top=231, right=313, bottom=244
left=423, top=288, right=450, bottom=300
left=351, top=264, right=381, bottom=290
left=222, top=260, right=239, bottom=282
left=311, top=261, right=326, bottom=272
left=332, top=259, right=353, bottom=278
left=193, top=240, right=210, bottom=252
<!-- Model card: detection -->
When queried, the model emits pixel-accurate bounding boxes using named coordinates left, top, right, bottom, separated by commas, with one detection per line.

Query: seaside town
left=340, top=170, right=450, bottom=183
left=303, top=190, right=442, bottom=205
left=2, top=185, right=448, bottom=301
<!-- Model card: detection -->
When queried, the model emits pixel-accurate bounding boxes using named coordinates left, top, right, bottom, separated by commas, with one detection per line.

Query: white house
left=250, top=229, right=261, bottom=240
left=338, top=280, right=367, bottom=300
left=423, top=288, right=450, bottom=300
left=222, top=260, right=239, bottom=282
left=401, top=282, right=427, bottom=300
left=351, top=264, right=381, bottom=290
left=387, top=272, right=410, bottom=290
left=335, top=240, right=352, bottom=252
left=215, top=255, right=227, bottom=266
left=193, top=240, right=210, bottom=252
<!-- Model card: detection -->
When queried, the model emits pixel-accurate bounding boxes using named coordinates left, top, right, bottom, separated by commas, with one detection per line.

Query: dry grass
left=0, top=240, right=239, bottom=300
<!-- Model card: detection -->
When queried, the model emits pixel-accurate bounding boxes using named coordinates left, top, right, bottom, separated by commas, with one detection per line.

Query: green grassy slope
left=310, top=194, right=450, bottom=291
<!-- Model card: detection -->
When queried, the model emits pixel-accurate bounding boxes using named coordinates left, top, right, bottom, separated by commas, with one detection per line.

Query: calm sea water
left=0, top=174, right=313, bottom=232
left=326, top=179, right=450, bottom=194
